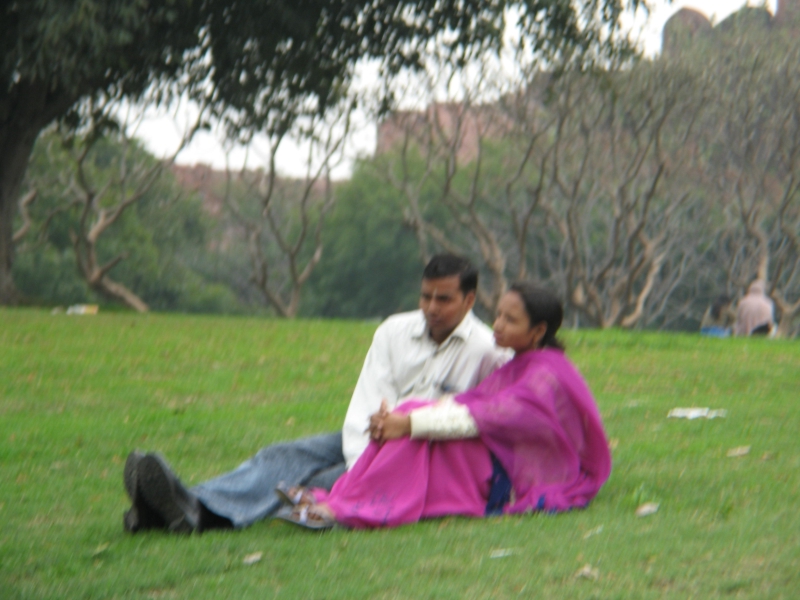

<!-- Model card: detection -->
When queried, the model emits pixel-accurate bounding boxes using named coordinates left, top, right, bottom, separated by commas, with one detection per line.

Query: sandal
left=275, top=482, right=315, bottom=507
left=276, top=504, right=336, bottom=531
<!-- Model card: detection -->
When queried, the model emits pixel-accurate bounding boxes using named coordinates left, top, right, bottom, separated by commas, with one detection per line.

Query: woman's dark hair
left=508, top=282, right=564, bottom=350
left=710, top=295, right=731, bottom=320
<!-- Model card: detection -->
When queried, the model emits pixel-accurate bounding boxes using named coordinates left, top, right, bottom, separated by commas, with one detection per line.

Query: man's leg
left=191, top=432, right=345, bottom=528
left=305, top=462, right=347, bottom=490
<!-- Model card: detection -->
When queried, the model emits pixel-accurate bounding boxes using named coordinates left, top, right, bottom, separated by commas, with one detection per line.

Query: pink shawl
left=454, top=348, right=611, bottom=513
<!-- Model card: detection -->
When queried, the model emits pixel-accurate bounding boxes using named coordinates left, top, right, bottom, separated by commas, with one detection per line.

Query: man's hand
left=367, top=400, right=411, bottom=443
left=378, top=412, right=411, bottom=442
left=368, top=399, right=390, bottom=440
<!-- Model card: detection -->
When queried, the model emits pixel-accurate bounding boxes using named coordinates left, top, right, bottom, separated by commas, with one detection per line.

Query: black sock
left=198, top=503, right=234, bottom=531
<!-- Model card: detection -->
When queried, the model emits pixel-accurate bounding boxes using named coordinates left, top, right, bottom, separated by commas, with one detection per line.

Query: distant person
left=276, top=283, right=612, bottom=530
left=123, top=254, right=510, bottom=533
left=700, top=295, right=735, bottom=337
left=734, top=280, right=775, bottom=337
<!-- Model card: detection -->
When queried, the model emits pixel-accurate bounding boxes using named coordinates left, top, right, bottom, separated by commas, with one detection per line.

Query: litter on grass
left=636, top=502, right=660, bottom=517
left=727, top=446, right=751, bottom=458
left=575, top=564, right=600, bottom=580
left=489, top=548, right=516, bottom=559
left=91, top=542, right=110, bottom=558
left=243, top=552, right=263, bottom=565
left=667, top=407, right=727, bottom=420
left=583, top=525, right=604, bottom=539
left=66, top=304, right=99, bottom=315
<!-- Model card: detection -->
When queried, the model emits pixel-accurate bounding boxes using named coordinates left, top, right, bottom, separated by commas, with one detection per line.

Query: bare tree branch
left=221, top=95, right=355, bottom=317
left=12, top=189, right=37, bottom=243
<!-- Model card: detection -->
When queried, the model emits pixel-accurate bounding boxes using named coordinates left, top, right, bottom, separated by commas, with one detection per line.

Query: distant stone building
left=376, top=102, right=513, bottom=164
left=661, top=8, right=712, bottom=57
left=171, top=163, right=227, bottom=217
left=716, top=6, right=772, bottom=34
left=775, top=0, right=800, bottom=25
left=171, top=163, right=332, bottom=220
left=661, top=0, right=799, bottom=58
left=378, top=2, right=800, bottom=161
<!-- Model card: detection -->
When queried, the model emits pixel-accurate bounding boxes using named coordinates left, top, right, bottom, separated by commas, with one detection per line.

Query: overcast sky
left=135, top=0, right=777, bottom=177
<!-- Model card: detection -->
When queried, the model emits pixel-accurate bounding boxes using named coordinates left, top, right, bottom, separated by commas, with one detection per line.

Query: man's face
left=419, top=275, right=475, bottom=344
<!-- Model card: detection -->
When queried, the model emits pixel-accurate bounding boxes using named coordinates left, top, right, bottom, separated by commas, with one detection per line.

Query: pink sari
left=319, top=348, right=611, bottom=528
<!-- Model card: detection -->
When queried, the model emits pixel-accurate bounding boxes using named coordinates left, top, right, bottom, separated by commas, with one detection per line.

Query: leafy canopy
left=3, top=0, right=646, bottom=132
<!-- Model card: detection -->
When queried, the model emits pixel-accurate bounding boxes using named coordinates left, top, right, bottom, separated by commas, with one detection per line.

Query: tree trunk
left=94, top=277, right=149, bottom=313
left=1, top=80, right=77, bottom=305
left=0, top=128, right=39, bottom=304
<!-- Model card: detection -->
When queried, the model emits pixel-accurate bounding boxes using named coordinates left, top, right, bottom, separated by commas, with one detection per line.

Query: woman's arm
left=370, top=396, right=478, bottom=443
left=409, top=396, right=479, bottom=440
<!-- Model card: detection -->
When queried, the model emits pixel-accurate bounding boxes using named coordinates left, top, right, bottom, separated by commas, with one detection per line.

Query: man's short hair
left=422, top=254, right=478, bottom=295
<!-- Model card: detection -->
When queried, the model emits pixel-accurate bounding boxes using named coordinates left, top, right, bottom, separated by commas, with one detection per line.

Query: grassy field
left=1, top=309, right=798, bottom=599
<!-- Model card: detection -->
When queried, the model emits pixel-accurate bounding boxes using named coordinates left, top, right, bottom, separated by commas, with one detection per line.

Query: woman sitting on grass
left=278, top=283, right=611, bottom=529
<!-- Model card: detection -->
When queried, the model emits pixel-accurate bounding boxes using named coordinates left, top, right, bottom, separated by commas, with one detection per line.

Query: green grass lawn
left=1, top=309, right=798, bottom=599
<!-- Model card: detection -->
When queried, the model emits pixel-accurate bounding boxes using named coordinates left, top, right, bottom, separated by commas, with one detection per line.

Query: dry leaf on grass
left=243, top=552, right=263, bottom=565
left=636, top=502, right=660, bottom=517
left=575, top=564, right=599, bottom=580
left=727, top=446, right=751, bottom=458
left=583, top=525, right=604, bottom=539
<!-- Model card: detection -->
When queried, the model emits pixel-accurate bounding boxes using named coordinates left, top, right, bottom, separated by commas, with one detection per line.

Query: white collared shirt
left=341, top=309, right=510, bottom=467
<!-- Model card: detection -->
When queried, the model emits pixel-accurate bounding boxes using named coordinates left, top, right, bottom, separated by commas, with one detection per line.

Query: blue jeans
left=191, top=432, right=345, bottom=528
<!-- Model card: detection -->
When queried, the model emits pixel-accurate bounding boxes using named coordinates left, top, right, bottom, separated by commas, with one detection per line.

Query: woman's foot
left=276, top=503, right=336, bottom=530
left=275, top=483, right=316, bottom=507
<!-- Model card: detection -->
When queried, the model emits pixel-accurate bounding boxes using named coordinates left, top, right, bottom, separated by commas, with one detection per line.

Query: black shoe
left=123, top=450, right=167, bottom=533
left=137, top=453, right=200, bottom=534
left=198, top=502, right=234, bottom=532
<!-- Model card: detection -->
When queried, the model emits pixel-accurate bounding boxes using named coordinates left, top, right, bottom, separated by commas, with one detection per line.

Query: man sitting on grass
left=734, top=280, right=776, bottom=337
left=123, top=254, right=510, bottom=533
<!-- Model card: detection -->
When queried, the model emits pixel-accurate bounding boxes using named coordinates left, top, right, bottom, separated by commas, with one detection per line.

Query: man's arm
left=368, top=396, right=479, bottom=444
left=341, top=323, right=399, bottom=467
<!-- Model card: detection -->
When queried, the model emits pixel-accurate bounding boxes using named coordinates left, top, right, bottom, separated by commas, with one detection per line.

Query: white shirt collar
left=412, top=310, right=476, bottom=345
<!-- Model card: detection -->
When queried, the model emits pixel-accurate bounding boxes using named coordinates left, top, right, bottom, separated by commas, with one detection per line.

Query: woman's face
left=493, top=291, right=546, bottom=353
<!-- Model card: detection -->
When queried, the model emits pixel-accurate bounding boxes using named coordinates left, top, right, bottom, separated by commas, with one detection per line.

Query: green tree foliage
left=14, top=131, right=240, bottom=313
left=2, top=0, right=647, bottom=304
left=302, top=161, right=423, bottom=319
left=658, top=12, right=800, bottom=336
left=367, top=9, right=800, bottom=335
